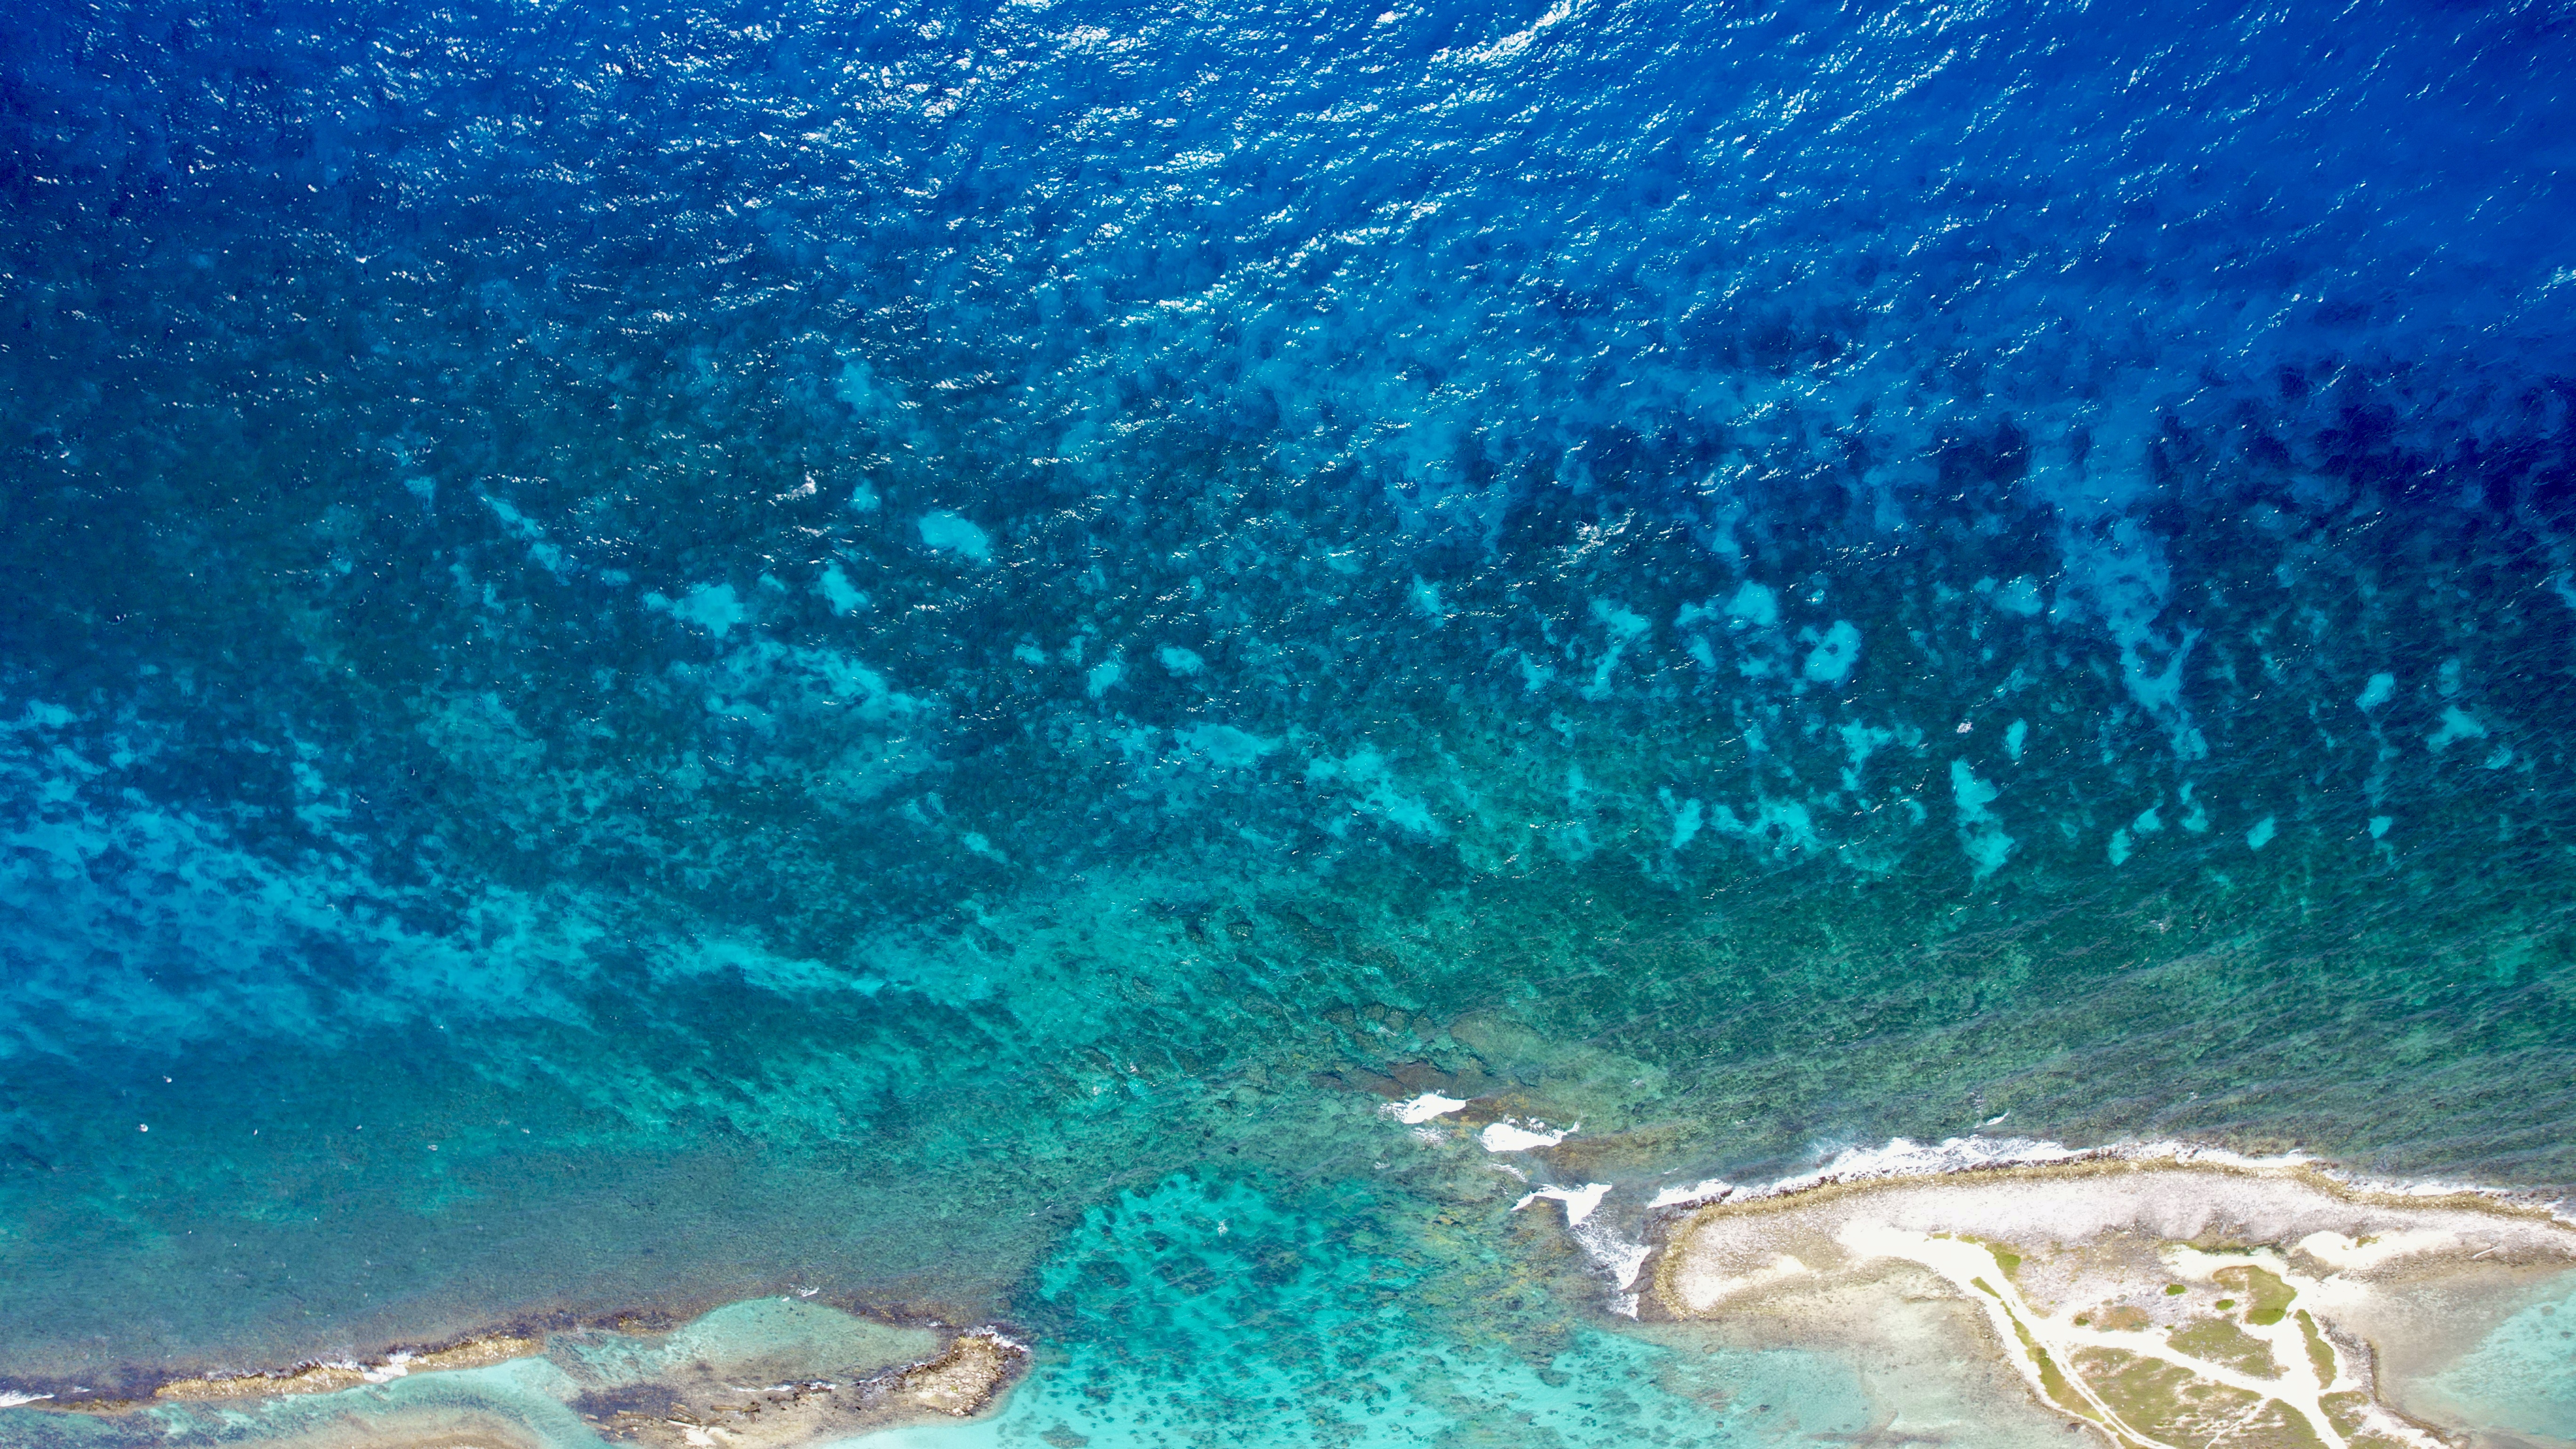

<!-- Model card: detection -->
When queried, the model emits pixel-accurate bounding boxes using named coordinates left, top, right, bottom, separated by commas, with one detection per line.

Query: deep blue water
left=3, top=0, right=2576, bottom=1440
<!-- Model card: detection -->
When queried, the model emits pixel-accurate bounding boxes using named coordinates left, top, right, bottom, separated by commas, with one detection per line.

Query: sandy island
left=1650, top=1150, right=2576, bottom=1449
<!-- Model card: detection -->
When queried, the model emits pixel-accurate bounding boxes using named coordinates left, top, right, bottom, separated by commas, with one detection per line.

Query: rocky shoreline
left=1, top=1297, right=1029, bottom=1449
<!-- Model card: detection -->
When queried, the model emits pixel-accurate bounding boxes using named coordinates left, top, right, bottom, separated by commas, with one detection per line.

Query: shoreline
left=0, top=1297, right=1032, bottom=1443
left=0, top=1277, right=1010, bottom=1413
left=1644, top=1140, right=2576, bottom=1448
left=11, top=1136, right=2570, bottom=1444
left=1642, top=1135, right=2576, bottom=1225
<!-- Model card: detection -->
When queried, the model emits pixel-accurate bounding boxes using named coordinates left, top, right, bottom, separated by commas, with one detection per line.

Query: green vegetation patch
left=2320, top=1390, right=2419, bottom=1449
left=2294, top=1310, right=2337, bottom=1385
left=2070, top=1346, right=2264, bottom=1449
left=2005, top=1312, right=2101, bottom=1429
left=2169, top=1317, right=2282, bottom=1379
left=2215, top=1266, right=2297, bottom=1327
left=2237, top=1396, right=2330, bottom=1449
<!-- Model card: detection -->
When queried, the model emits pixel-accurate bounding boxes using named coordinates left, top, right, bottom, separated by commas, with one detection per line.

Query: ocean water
left=3, top=0, right=2575, bottom=1438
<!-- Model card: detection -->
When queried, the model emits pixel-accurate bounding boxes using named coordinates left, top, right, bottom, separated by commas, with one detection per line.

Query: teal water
left=865, top=1175, right=1923, bottom=1448
left=2419, top=1281, right=2576, bottom=1440
left=5, top=0, right=2576, bottom=1438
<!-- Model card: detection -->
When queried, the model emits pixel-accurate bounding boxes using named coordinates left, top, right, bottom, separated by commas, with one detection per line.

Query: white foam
left=0, top=1391, right=54, bottom=1407
left=1514, top=1182, right=1612, bottom=1226
left=1517, top=1183, right=1657, bottom=1305
left=1385, top=1092, right=1467, bottom=1125
left=1585, top=1230, right=1655, bottom=1300
left=1713, top=1134, right=2572, bottom=1226
left=1481, top=1118, right=1573, bottom=1152
left=1737, top=1135, right=2118, bottom=1201
left=1650, top=1177, right=1735, bottom=1209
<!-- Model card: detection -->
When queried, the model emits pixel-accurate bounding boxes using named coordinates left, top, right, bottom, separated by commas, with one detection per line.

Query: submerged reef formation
left=1652, top=1151, right=2576, bottom=1448
left=7, top=1132, right=2572, bottom=1447
left=4, top=0, right=2576, bottom=1442
left=13, top=1299, right=1023, bottom=1449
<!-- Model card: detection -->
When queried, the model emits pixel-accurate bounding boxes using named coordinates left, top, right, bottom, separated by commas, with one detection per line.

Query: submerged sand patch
left=1653, top=1153, right=2576, bottom=1449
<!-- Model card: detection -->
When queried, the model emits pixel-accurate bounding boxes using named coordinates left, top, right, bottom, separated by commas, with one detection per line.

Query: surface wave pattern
left=2, top=0, right=2574, bottom=1438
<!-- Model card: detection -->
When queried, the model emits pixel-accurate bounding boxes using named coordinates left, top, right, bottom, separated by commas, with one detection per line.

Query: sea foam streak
left=1648, top=1135, right=2572, bottom=1218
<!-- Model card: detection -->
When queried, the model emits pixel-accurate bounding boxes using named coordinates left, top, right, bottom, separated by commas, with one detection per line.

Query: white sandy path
left=1830, top=1222, right=2441, bottom=1449
left=1661, top=1157, right=2576, bottom=1449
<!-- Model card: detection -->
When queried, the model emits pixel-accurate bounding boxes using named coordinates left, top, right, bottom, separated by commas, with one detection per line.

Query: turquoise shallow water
left=2417, top=1280, right=2576, bottom=1441
left=865, top=1175, right=1894, bottom=1448
left=5, top=0, right=2576, bottom=1436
